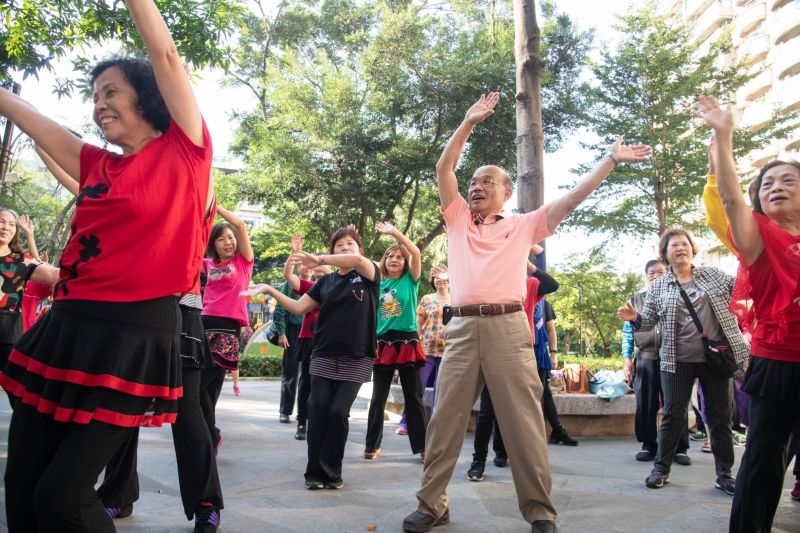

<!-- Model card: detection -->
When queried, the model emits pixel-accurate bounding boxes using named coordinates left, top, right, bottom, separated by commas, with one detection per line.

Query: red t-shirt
left=55, top=119, right=212, bottom=302
left=748, top=240, right=800, bottom=363
left=297, top=278, right=320, bottom=339
left=523, top=276, right=542, bottom=339
left=21, top=280, right=52, bottom=332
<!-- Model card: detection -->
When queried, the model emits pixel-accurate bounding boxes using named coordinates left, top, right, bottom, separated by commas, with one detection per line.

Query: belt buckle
left=478, top=304, right=492, bottom=317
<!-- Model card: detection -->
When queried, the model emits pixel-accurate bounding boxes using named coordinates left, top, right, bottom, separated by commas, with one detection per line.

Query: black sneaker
left=549, top=426, right=578, bottom=446
left=674, top=453, right=692, bottom=466
left=305, top=478, right=325, bottom=490
left=715, top=475, right=736, bottom=496
left=493, top=455, right=508, bottom=467
left=635, top=450, right=655, bottom=462
left=295, top=424, right=307, bottom=440
left=105, top=504, right=133, bottom=519
left=279, top=414, right=290, bottom=423
left=467, top=460, right=485, bottom=481
left=194, top=504, right=220, bottom=533
left=645, top=469, right=669, bottom=489
left=325, top=478, right=344, bottom=489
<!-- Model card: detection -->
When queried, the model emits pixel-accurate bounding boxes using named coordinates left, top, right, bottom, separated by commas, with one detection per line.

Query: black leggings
left=473, top=386, right=506, bottom=462
left=365, top=365, right=427, bottom=454
left=5, top=403, right=136, bottom=533
left=296, top=338, right=313, bottom=424
left=305, top=375, right=362, bottom=482
left=199, top=315, right=240, bottom=447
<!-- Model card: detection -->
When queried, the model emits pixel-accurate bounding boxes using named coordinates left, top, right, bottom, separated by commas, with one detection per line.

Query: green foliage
left=550, top=250, right=640, bottom=356
left=0, top=0, right=244, bottom=91
left=563, top=2, right=797, bottom=238
left=226, top=0, right=592, bottom=268
left=239, top=352, right=283, bottom=377
left=559, top=355, right=623, bottom=373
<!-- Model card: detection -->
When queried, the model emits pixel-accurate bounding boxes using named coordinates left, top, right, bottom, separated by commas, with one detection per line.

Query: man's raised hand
left=465, top=92, right=500, bottom=125
left=610, top=136, right=652, bottom=163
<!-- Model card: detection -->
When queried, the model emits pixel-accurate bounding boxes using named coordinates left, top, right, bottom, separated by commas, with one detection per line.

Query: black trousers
left=279, top=322, right=302, bottom=417
left=538, top=368, right=561, bottom=431
left=97, top=367, right=224, bottom=519
left=296, top=337, right=313, bottom=425
left=5, top=402, right=136, bottom=533
left=1, top=343, right=17, bottom=407
left=634, top=357, right=689, bottom=455
left=730, top=394, right=800, bottom=533
left=655, top=362, right=734, bottom=476
left=473, top=386, right=506, bottom=463
left=97, top=428, right=140, bottom=508
left=365, top=365, right=427, bottom=454
left=199, top=365, right=226, bottom=447
left=305, top=375, right=362, bottom=482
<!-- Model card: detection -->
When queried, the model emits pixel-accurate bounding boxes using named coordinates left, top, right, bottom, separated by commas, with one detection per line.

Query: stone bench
left=360, top=384, right=636, bottom=437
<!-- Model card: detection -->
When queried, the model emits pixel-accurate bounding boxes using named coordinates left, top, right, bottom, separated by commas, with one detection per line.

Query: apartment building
left=673, top=0, right=800, bottom=173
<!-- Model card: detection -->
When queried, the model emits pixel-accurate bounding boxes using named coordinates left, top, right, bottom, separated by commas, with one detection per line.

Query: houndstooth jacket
left=635, top=266, right=750, bottom=374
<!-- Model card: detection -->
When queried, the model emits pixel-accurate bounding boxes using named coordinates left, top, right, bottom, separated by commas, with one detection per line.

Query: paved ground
left=0, top=380, right=798, bottom=533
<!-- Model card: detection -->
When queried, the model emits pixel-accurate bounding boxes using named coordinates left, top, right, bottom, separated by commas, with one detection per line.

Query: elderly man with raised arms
left=401, top=92, right=651, bottom=533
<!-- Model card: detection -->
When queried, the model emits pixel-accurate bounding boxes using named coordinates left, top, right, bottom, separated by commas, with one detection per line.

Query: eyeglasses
left=468, top=176, right=509, bottom=189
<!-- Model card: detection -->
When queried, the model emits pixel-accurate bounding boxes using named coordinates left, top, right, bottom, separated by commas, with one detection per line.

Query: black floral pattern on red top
left=0, top=252, right=36, bottom=313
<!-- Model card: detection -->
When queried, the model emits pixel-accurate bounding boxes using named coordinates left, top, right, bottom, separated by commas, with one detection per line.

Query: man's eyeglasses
left=468, top=176, right=509, bottom=189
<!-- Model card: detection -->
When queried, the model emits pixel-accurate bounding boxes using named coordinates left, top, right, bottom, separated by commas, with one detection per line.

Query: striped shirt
left=636, top=266, right=749, bottom=374
left=309, top=356, right=374, bottom=383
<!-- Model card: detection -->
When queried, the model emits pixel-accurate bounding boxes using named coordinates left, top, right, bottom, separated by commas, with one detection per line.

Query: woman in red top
left=0, top=1, right=213, bottom=530
left=697, top=96, right=800, bottom=532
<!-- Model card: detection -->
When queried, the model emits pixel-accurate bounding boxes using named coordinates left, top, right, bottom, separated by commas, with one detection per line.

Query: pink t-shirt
left=442, top=196, right=552, bottom=307
left=201, top=253, right=254, bottom=326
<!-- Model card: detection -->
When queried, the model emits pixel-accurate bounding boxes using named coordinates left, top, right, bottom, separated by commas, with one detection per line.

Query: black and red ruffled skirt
left=374, top=330, right=426, bottom=368
left=0, top=296, right=182, bottom=427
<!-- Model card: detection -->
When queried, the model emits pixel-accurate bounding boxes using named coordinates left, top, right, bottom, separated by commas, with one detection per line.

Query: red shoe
left=233, top=385, right=240, bottom=396
left=791, top=479, right=800, bottom=501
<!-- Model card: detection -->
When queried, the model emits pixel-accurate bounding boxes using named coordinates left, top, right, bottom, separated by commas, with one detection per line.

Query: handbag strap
left=674, top=279, right=707, bottom=339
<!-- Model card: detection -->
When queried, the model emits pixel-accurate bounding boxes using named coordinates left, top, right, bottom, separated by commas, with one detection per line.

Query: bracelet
left=607, top=153, right=621, bottom=167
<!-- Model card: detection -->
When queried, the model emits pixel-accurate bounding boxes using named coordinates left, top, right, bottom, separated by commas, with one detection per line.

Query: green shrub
left=558, top=355, right=623, bottom=373
left=239, top=353, right=283, bottom=377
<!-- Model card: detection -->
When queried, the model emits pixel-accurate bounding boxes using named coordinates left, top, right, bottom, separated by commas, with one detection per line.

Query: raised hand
left=290, top=251, right=323, bottom=269
left=291, top=233, right=303, bottom=253
left=18, top=214, right=34, bottom=235
left=695, top=95, right=735, bottom=135
left=431, top=265, right=448, bottom=279
left=610, top=136, right=652, bottom=163
left=374, top=221, right=396, bottom=235
left=464, top=92, right=500, bottom=125
left=616, top=302, right=638, bottom=322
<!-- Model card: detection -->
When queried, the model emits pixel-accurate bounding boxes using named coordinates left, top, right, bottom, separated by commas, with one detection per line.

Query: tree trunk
left=0, top=84, right=22, bottom=195
left=563, top=330, right=573, bottom=354
left=514, top=0, right=546, bottom=269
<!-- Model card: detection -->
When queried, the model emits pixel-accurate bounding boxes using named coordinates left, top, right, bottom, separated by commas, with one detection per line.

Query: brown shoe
left=531, top=520, right=558, bottom=533
left=402, top=509, right=450, bottom=532
left=363, top=449, right=380, bottom=460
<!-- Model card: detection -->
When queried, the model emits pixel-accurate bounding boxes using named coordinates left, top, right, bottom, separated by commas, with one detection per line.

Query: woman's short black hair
left=750, top=160, right=800, bottom=215
left=89, top=58, right=170, bottom=134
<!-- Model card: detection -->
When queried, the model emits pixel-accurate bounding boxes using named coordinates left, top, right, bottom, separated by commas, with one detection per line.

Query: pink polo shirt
left=443, top=196, right=552, bottom=307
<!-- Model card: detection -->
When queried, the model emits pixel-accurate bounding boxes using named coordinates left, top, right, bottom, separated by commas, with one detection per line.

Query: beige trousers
left=415, top=311, right=557, bottom=523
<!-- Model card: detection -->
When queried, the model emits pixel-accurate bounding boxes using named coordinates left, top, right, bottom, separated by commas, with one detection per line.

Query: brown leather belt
left=450, top=303, right=523, bottom=317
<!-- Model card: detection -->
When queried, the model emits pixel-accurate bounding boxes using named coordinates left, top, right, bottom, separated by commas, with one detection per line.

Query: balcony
left=747, top=143, right=780, bottom=169
left=772, top=2, right=800, bottom=44
left=774, top=43, right=800, bottom=79
left=694, top=2, right=734, bottom=43
left=769, top=0, right=792, bottom=11
left=740, top=100, right=774, bottom=130
left=735, top=1, right=767, bottom=38
left=783, top=130, right=800, bottom=153
left=738, top=32, right=770, bottom=65
left=739, top=68, right=773, bottom=102
left=776, top=74, right=800, bottom=112
left=685, top=0, right=716, bottom=19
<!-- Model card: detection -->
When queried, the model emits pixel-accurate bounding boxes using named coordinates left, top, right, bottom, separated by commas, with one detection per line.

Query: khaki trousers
left=415, top=311, right=557, bottom=523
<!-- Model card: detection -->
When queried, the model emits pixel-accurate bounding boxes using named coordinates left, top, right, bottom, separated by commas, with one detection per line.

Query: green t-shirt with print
left=377, top=270, right=420, bottom=335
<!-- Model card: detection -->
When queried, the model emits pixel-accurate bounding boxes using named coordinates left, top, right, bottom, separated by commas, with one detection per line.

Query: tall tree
left=563, top=2, right=796, bottom=238
left=228, top=0, right=591, bottom=258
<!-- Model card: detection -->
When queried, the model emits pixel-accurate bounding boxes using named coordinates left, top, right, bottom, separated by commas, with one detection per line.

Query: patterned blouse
left=635, top=266, right=749, bottom=374
left=416, top=293, right=448, bottom=357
